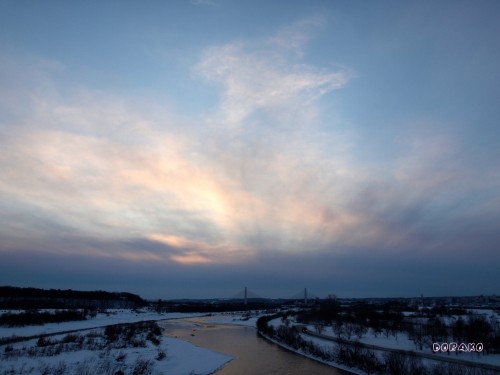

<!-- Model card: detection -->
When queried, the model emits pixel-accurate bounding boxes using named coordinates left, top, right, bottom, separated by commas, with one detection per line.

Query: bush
left=37, top=337, right=52, bottom=347
left=115, top=351, right=127, bottom=362
left=105, top=325, right=120, bottom=342
left=62, top=334, right=79, bottom=343
left=131, top=358, right=153, bottom=375
left=156, top=350, right=166, bottom=361
left=53, top=361, right=67, bottom=375
left=132, top=338, right=146, bottom=347
left=147, top=331, right=160, bottom=346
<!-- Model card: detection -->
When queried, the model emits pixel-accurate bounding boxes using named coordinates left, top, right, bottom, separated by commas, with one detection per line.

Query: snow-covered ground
left=258, top=330, right=363, bottom=375
left=1, top=332, right=232, bottom=375
left=264, top=316, right=500, bottom=372
left=4, top=308, right=498, bottom=374
left=302, top=323, right=500, bottom=366
left=0, top=309, right=233, bottom=375
left=0, top=309, right=199, bottom=340
left=302, top=323, right=500, bottom=368
left=205, top=311, right=259, bottom=327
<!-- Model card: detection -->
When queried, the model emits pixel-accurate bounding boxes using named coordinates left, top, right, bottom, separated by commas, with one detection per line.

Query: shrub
left=53, top=361, right=67, bottom=375
left=37, top=337, right=52, bottom=347
left=131, top=358, right=154, bottom=375
left=62, top=334, right=78, bottom=343
left=115, top=351, right=127, bottom=362
left=105, top=325, right=119, bottom=342
left=156, top=350, right=166, bottom=361
left=147, top=332, right=160, bottom=346
left=132, top=338, right=146, bottom=347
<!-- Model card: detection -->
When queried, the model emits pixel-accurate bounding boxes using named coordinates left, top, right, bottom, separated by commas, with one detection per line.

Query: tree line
left=257, top=311, right=500, bottom=375
left=0, top=286, right=147, bottom=309
left=295, top=301, right=500, bottom=354
left=0, top=309, right=87, bottom=327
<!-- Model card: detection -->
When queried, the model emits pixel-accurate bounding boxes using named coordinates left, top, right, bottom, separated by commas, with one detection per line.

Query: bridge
left=229, top=287, right=324, bottom=305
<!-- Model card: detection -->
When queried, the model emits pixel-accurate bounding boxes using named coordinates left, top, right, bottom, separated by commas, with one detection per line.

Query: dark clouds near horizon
left=1, top=1, right=499, bottom=299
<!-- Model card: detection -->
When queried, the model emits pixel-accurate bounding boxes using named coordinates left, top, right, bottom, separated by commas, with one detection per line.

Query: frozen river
left=162, top=317, right=353, bottom=375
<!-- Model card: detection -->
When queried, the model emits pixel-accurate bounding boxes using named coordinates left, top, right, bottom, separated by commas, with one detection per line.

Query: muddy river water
left=162, top=317, right=353, bottom=374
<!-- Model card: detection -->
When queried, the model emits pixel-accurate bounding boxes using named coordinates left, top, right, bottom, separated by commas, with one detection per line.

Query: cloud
left=267, top=15, right=326, bottom=56
left=1, top=19, right=499, bottom=279
left=196, top=23, right=351, bottom=125
left=190, top=0, right=220, bottom=7
left=147, top=233, right=253, bottom=264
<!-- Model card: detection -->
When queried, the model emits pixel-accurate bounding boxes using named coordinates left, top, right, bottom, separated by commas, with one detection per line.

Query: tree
left=354, top=324, right=368, bottom=340
left=314, top=323, right=324, bottom=335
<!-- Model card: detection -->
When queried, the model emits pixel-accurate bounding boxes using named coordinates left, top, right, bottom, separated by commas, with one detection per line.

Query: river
left=162, top=317, right=354, bottom=374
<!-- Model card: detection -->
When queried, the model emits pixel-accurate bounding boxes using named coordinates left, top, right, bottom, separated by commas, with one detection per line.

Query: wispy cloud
left=190, top=0, right=220, bottom=7
left=197, top=31, right=351, bottom=125
left=1, top=19, right=498, bottom=272
left=267, top=15, right=326, bottom=57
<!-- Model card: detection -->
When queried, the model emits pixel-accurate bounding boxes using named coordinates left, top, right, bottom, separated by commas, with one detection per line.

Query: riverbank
left=197, top=312, right=359, bottom=374
left=258, top=331, right=362, bottom=375
left=163, top=314, right=349, bottom=374
left=182, top=312, right=357, bottom=373
left=0, top=309, right=233, bottom=375
left=257, top=314, right=500, bottom=375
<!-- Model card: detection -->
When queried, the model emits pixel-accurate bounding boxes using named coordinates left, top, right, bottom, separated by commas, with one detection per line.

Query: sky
left=1, top=0, right=499, bottom=300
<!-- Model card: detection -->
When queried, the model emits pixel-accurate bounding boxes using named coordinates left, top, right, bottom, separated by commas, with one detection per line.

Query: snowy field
left=205, top=311, right=260, bottom=327
left=265, top=315, right=500, bottom=373
left=0, top=309, right=199, bottom=340
left=257, top=329, right=364, bottom=375
left=0, top=309, right=233, bottom=375
left=3, top=308, right=498, bottom=374
left=301, top=324, right=500, bottom=367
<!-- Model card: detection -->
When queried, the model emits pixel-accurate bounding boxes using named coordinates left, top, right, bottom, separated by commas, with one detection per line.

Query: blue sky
left=1, top=0, right=499, bottom=299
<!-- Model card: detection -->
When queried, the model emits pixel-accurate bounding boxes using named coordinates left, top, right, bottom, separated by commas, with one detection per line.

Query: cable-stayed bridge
left=228, top=287, right=322, bottom=305
left=288, top=288, right=320, bottom=304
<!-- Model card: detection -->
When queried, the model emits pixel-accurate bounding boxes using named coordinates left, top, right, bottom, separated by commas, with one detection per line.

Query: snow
left=401, top=311, right=415, bottom=317
left=205, top=312, right=259, bottom=327
left=0, top=309, right=201, bottom=340
left=268, top=317, right=283, bottom=329
left=1, top=332, right=232, bottom=375
left=4, top=308, right=498, bottom=374
left=263, top=315, right=500, bottom=371
left=258, top=331, right=364, bottom=375
left=359, top=328, right=417, bottom=351
left=163, top=336, right=232, bottom=374
left=0, top=309, right=233, bottom=375
left=304, top=326, right=500, bottom=368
